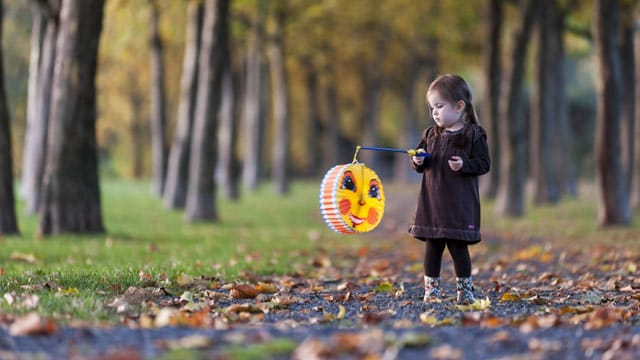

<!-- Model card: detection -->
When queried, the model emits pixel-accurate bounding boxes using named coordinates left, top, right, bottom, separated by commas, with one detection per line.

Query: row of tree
left=1, top=0, right=639, bottom=237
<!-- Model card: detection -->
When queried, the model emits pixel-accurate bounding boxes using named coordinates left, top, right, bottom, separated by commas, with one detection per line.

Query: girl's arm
left=459, top=127, right=490, bottom=176
left=411, top=129, right=431, bottom=173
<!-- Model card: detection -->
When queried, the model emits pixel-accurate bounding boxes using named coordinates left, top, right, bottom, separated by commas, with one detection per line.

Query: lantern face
left=319, top=163, right=385, bottom=234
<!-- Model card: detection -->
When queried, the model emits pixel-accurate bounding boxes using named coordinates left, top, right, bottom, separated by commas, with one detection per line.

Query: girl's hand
left=448, top=156, right=463, bottom=171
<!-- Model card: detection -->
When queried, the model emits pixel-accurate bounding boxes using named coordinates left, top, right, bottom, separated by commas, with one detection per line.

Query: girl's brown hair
left=427, top=74, right=479, bottom=133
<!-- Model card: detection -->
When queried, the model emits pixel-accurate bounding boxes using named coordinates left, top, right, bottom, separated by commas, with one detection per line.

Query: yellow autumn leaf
left=337, top=305, right=346, bottom=320
left=375, top=282, right=393, bottom=293
left=177, top=273, right=195, bottom=287
left=256, top=282, right=278, bottom=294
left=500, top=292, right=521, bottom=302
left=57, top=287, right=80, bottom=296
left=456, top=297, right=492, bottom=312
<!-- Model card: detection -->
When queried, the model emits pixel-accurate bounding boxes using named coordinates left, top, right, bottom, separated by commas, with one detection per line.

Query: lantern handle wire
left=352, top=145, right=430, bottom=162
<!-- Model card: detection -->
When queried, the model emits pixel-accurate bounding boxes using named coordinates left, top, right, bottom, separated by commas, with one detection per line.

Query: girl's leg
left=445, top=240, right=471, bottom=277
left=446, top=240, right=475, bottom=304
left=423, top=239, right=446, bottom=301
left=424, top=238, right=446, bottom=277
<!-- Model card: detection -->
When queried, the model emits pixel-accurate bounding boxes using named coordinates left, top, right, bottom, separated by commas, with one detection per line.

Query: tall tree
left=184, top=0, right=229, bottom=222
left=593, top=0, right=631, bottom=226
left=0, top=0, right=19, bottom=235
left=38, top=0, right=105, bottom=235
left=530, top=1, right=559, bottom=204
left=242, top=0, right=266, bottom=190
left=20, top=0, right=60, bottom=215
left=164, top=0, right=203, bottom=209
left=267, top=1, right=289, bottom=195
left=633, top=16, right=640, bottom=211
left=553, top=1, right=577, bottom=197
left=620, top=1, right=635, bottom=201
left=495, top=0, right=538, bottom=217
left=216, top=64, right=241, bottom=200
left=479, top=0, right=503, bottom=199
left=149, top=0, right=168, bottom=195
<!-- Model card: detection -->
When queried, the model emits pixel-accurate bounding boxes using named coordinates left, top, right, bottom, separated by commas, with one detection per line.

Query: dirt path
left=2, top=184, right=640, bottom=359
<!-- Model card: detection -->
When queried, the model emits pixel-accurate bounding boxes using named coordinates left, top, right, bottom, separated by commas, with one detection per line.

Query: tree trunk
left=21, top=0, right=59, bottom=214
left=0, top=0, right=19, bottom=235
left=479, top=0, right=502, bottom=199
left=495, top=0, right=537, bottom=217
left=620, top=4, right=635, bottom=199
left=38, top=0, right=105, bottom=235
left=129, top=84, right=146, bottom=178
left=216, top=64, right=241, bottom=200
left=553, top=3, right=577, bottom=197
left=303, top=56, right=322, bottom=177
left=242, top=0, right=266, bottom=191
left=164, top=0, right=203, bottom=209
left=359, top=35, right=387, bottom=167
left=149, top=0, right=168, bottom=196
left=268, top=3, right=289, bottom=195
left=184, top=0, right=229, bottom=222
left=530, top=2, right=559, bottom=205
left=393, top=57, right=420, bottom=184
left=321, top=46, right=340, bottom=170
left=593, top=0, right=631, bottom=226
left=633, top=19, right=640, bottom=211
left=20, top=0, right=45, bottom=199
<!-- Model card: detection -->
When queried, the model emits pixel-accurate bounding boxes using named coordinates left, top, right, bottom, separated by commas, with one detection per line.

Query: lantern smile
left=349, top=213, right=365, bottom=226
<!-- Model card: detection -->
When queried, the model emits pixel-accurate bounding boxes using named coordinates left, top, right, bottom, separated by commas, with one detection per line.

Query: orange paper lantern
left=319, top=162, right=385, bottom=234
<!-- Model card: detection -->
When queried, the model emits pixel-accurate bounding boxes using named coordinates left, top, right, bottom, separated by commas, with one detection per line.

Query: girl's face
left=427, top=90, right=465, bottom=131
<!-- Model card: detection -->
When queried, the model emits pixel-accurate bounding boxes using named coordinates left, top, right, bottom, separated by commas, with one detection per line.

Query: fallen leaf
left=230, top=285, right=259, bottom=299
left=374, top=282, right=393, bottom=293
left=9, top=313, right=57, bottom=336
left=10, top=252, right=38, bottom=264
left=455, top=297, right=491, bottom=312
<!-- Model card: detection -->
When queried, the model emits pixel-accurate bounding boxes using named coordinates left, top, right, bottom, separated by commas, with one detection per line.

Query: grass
left=481, top=183, right=640, bottom=250
left=0, top=180, right=348, bottom=323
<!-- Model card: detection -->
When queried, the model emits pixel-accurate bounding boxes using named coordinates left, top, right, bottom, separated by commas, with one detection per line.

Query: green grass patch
left=0, top=180, right=346, bottom=323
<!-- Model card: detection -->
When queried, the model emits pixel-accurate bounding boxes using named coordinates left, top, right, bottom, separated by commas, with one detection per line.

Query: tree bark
left=303, top=56, right=322, bottom=177
left=530, top=2, right=559, bottom=205
left=633, top=19, right=640, bottom=211
left=38, top=0, right=105, bottom=235
left=184, top=0, right=229, bottom=222
left=267, top=2, right=289, bottom=195
left=216, top=64, right=241, bottom=200
left=553, top=3, right=577, bottom=197
left=620, top=3, right=635, bottom=200
left=0, top=0, right=19, bottom=235
left=242, top=0, right=266, bottom=190
left=149, top=0, right=168, bottom=196
left=21, top=0, right=60, bottom=214
left=358, top=35, right=387, bottom=167
left=479, top=0, right=502, bottom=199
left=495, top=0, right=537, bottom=217
left=163, top=0, right=203, bottom=209
left=593, top=0, right=631, bottom=226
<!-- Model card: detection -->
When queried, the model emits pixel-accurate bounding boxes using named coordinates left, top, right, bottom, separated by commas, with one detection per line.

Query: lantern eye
left=340, top=171, right=356, bottom=192
left=368, top=179, right=380, bottom=200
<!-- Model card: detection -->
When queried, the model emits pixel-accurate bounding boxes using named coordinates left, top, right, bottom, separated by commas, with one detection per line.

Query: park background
left=1, top=1, right=640, bottom=358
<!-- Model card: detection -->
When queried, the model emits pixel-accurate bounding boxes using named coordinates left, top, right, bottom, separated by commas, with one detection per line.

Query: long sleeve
left=459, top=126, right=490, bottom=176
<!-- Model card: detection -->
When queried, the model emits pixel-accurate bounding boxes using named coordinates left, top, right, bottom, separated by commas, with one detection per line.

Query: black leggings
left=424, top=238, right=471, bottom=278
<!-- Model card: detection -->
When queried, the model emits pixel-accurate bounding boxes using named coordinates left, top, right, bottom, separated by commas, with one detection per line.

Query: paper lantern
left=319, top=162, right=385, bottom=234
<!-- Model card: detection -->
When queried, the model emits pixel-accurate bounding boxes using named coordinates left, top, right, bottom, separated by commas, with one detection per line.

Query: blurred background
left=0, top=0, right=638, bottom=235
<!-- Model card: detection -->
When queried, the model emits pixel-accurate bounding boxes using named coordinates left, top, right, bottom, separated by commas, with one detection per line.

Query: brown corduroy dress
left=408, top=123, right=490, bottom=244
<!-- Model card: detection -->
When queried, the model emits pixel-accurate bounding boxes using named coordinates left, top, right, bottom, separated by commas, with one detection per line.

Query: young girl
left=409, top=74, right=490, bottom=304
